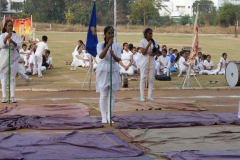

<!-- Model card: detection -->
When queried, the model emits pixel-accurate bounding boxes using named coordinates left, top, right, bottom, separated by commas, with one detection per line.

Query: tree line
left=8, top=0, right=240, bottom=27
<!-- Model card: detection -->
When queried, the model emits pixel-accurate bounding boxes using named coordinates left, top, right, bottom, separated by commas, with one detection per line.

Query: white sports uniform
left=96, top=41, right=121, bottom=123
left=120, top=50, right=134, bottom=76
left=0, top=32, right=21, bottom=99
left=139, top=38, right=158, bottom=99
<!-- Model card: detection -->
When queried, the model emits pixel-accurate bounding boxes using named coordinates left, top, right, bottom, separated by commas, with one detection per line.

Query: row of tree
left=8, top=0, right=240, bottom=27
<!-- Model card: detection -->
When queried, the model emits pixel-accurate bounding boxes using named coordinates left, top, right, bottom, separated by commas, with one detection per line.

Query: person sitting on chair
left=156, top=49, right=170, bottom=76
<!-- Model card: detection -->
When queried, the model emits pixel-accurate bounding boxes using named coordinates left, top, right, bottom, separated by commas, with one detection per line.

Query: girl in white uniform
left=216, top=53, right=228, bottom=75
left=139, top=28, right=158, bottom=101
left=119, top=42, right=134, bottom=76
left=199, top=55, right=215, bottom=75
left=0, top=20, right=21, bottom=103
left=96, top=26, right=121, bottom=124
left=194, top=52, right=203, bottom=71
left=156, top=49, right=171, bottom=76
left=178, top=51, right=190, bottom=77
left=70, top=46, right=89, bottom=70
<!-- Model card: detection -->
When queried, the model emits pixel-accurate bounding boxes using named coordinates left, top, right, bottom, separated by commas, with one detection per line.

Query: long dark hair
left=143, top=28, right=152, bottom=38
left=103, top=26, right=114, bottom=49
left=78, top=40, right=85, bottom=46
left=2, top=20, right=13, bottom=33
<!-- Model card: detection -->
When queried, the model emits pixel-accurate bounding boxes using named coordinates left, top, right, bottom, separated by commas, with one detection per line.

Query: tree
left=69, top=2, right=92, bottom=25
left=218, top=3, right=240, bottom=27
left=130, top=0, right=161, bottom=28
left=1, top=0, right=8, bottom=11
left=181, top=15, right=191, bottom=25
left=192, top=0, right=215, bottom=15
left=10, top=1, right=24, bottom=12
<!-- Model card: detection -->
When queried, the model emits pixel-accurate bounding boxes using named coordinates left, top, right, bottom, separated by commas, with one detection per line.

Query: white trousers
left=178, top=65, right=189, bottom=76
left=26, top=66, right=46, bottom=74
left=140, top=67, right=155, bottom=98
left=18, top=67, right=29, bottom=80
left=34, top=56, right=43, bottom=76
left=99, top=87, right=116, bottom=120
left=1, top=73, right=16, bottom=98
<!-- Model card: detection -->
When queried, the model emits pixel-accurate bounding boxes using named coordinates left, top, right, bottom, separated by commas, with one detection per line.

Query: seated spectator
left=45, top=50, right=53, bottom=69
left=199, top=55, right=216, bottom=75
left=194, top=52, right=203, bottom=71
left=26, top=53, right=46, bottom=75
left=167, top=48, right=175, bottom=68
left=215, top=53, right=228, bottom=75
left=119, top=42, right=134, bottom=76
left=156, top=49, right=171, bottom=76
left=131, top=47, right=139, bottom=72
left=70, top=46, right=89, bottom=70
left=178, top=51, right=190, bottom=77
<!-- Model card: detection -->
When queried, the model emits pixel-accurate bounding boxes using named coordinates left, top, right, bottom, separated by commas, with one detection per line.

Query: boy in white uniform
left=156, top=49, right=171, bottom=76
left=34, top=35, right=48, bottom=77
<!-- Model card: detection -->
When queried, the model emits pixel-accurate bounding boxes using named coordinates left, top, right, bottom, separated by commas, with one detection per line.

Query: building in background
left=159, top=0, right=240, bottom=18
left=0, top=0, right=24, bottom=17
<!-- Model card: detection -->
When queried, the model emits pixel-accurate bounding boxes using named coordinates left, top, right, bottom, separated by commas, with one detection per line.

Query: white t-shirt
left=220, top=57, right=228, bottom=68
left=203, top=60, right=214, bottom=70
left=157, top=55, right=171, bottom=69
left=179, top=56, right=186, bottom=68
left=139, top=39, right=158, bottom=69
left=35, top=41, right=48, bottom=57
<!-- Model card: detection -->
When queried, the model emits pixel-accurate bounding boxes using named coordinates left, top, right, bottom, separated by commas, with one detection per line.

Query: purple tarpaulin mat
left=0, top=115, right=103, bottom=131
left=0, top=131, right=146, bottom=160
left=113, top=113, right=240, bottom=129
left=160, top=150, right=240, bottom=160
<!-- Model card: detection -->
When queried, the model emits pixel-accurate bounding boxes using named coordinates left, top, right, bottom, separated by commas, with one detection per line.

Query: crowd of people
left=0, top=20, right=53, bottom=103
left=70, top=26, right=229, bottom=124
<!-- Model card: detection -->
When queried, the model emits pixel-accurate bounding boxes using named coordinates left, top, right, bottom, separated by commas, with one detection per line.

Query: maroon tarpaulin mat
left=0, top=115, right=103, bottom=132
left=113, top=113, right=240, bottom=129
left=159, top=150, right=240, bottom=160
left=0, top=131, right=146, bottom=160
left=0, top=103, right=90, bottom=117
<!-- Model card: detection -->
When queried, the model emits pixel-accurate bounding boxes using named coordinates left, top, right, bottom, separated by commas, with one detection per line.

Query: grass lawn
left=16, top=31, right=240, bottom=90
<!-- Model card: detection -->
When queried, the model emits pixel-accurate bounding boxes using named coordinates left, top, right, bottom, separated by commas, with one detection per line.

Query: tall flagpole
left=109, top=27, right=113, bottom=126
left=8, top=30, right=11, bottom=104
left=114, top=0, right=117, bottom=42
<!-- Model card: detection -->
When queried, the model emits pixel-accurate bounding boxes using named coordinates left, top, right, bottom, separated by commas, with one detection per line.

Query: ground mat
left=0, top=115, right=102, bottom=132
left=113, top=113, right=240, bottom=129
left=0, top=131, right=146, bottom=160
left=160, top=150, right=240, bottom=160
left=82, top=98, right=206, bottom=112
left=121, top=126, right=240, bottom=153
left=0, top=103, right=89, bottom=117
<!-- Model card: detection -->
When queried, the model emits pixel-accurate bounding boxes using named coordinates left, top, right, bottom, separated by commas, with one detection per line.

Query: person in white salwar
left=70, top=46, right=89, bottom=70
left=215, top=53, right=228, bottom=75
left=0, top=20, right=21, bottom=103
left=45, top=50, right=53, bottom=69
left=199, top=55, right=215, bottom=75
left=139, top=28, right=159, bottom=102
left=119, top=42, right=134, bottom=76
left=96, top=26, right=121, bottom=124
left=34, top=36, right=48, bottom=77
left=178, top=52, right=190, bottom=77
left=156, top=49, right=171, bottom=76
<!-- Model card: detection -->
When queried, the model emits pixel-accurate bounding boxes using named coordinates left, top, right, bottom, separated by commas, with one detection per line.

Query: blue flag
left=86, top=2, right=98, bottom=57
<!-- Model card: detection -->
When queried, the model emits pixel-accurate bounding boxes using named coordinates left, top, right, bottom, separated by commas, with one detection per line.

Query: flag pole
left=8, top=31, right=11, bottom=104
left=109, top=27, right=113, bottom=126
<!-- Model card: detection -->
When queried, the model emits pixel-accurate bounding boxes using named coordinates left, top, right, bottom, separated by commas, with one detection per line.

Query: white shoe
left=107, top=117, right=114, bottom=124
left=73, top=67, right=76, bottom=70
left=25, top=78, right=31, bottom=85
left=11, top=97, right=17, bottom=103
left=38, top=75, right=44, bottom=78
left=70, top=67, right=73, bottom=70
left=101, top=117, right=107, bottom=124
left=2, top=97, right=7, bottom=103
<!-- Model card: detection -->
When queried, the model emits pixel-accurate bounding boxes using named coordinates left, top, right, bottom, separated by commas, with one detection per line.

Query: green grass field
left=16, top=31, right=240, bottom=90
